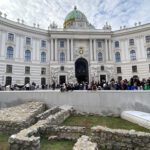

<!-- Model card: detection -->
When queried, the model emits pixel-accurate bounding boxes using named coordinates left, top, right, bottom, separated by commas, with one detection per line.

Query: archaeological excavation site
left=0, top=101, right=150, bottom=150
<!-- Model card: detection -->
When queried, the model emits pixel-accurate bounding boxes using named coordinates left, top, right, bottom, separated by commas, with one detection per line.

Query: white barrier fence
left=0, top=90, right=150, bottom=115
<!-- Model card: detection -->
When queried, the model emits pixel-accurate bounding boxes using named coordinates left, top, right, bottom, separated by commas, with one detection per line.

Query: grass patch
left=0, top=133, right=9, bottom=150
left=63, top=114, right=150, bottom=132
left=41, top=139, right=74, bottom=150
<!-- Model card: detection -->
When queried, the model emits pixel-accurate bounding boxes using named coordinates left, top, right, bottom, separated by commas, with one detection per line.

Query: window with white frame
left=60, top=52, right=65, bottom=63
left=8, top=33, right=14, bottom=41
left=115, top=41, right=119, bottom=48
left=115, top=52, right=121, bottom=62
left=146, top=36, right=150, bottom=43
left=129, top=39, right=134, bottom=46
left=5, top=76, right=12, bottom=86
left=41, top=52, right=46, bottom=63
left=98, top=52, right=103, bottom=62
left=24, top=77, right=30, bottom=84
left=6, top=65, right=12, bottom=73
left=25, top=50, right=31, bottom=61
left=26, top=37, right=31, bottom=45
left=97, top=41, right=102, bottom=48
left=60, top=40, right=64, bottom=48
left=147, top=48, right=150, bottom=59
left=7, top=46, right=14, bottom=59
left=25, top=66, right=30, bottom=74
left=132, top=65, right=137, bottom=73
left=41, top=68, right=46, bottom=75
left=41, top=40, right=46, bottom=48
left=130, top=50, right=136, bottom=61
left=41, top=78, right=46, bottom=85
left=117, top=67, right=121, bottom=74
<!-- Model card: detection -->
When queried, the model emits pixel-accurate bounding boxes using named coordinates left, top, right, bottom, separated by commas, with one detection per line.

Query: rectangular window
left=132, top=65, right=137, bottom=73
left=6, top=65, right=12, bottom=73
left=115, top=41, right=119, bottom=48
left=41, top=40, right=46, bottom=48
left=26, top=37, right=31, bottom=45
left=97, top=41, right=102, bottom=48
left=25, top=77, right=30, bottom=84
left=8, top=33, right=14, bottom=41
left=41, top=68, right=46, bottom=75
left=101, top=66, right=104, bottom=71
left=146, top=36, right=150, bottom=43
left=129, top=39, right=134, bottom=45
left=60, top=41, right=64, bottom=48
left=118, top=76, right=122, bottom=81
left=117, top=67, right=121, bottom=74
left=25, top=66, right=30, bottom=74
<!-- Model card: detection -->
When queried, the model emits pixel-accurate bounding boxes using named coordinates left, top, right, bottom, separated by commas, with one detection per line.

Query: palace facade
left=0, top=7, right=150, bottom=86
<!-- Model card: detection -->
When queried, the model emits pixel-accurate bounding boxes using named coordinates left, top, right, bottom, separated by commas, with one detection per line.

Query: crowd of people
left=0, top=77, right=150, bottom=91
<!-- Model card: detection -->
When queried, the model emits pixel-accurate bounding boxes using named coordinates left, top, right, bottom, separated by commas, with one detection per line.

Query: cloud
left=0, top=0, right=149, bottom=30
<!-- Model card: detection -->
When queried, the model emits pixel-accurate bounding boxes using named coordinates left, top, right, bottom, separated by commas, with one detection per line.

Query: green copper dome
left=65, top=6, right=87, bottom=22
left=64, top=6, right=88, bottom=28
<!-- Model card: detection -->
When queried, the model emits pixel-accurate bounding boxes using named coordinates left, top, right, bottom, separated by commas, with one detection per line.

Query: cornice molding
left=0, top=16, right=150, bottom=38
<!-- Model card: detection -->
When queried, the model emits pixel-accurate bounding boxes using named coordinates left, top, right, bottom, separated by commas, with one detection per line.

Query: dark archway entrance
left=75, top=58, right=89, bottom=83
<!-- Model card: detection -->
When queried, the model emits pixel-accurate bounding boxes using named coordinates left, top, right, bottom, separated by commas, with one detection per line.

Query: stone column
left=67, top=39, right=70, bottom=61
left=20, top=36, right=24, bottom=60
left=15, top=36, right=20, bottom=60
left=93, top=39, right=96, bottom=61
left=90, top=39, right=93, bottom=61
left=140, top=36, right=145, bottom=59
left=32, top=38, right=36, bottom=62
left=71, top=39, right=73, bottom=61
left=54, top=39, right=57, bottom=61
left=124, top=39, right=129, bottom=61
left=105, top=39, right=108, bottom=61
left=109, top=39, right=112, bottom=61
left=1, top=31, right=5, bottom=59
left=121, top=40, right=125, bottom=61
left=50, top=39, right=54, bottom=61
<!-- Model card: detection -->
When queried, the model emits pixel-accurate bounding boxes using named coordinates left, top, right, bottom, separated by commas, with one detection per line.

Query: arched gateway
left=75, top=58, right=89, bottom=83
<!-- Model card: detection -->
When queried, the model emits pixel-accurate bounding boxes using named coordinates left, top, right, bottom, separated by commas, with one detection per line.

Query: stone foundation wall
left=36, top=106, right=60, bottom=121
left=91, top=126, right=150, bottom=150
left=0, top=102, right=46, bottom=135
left=45, top=125, right=87, bottom=141
left=8, top=105, right=74, bottom=150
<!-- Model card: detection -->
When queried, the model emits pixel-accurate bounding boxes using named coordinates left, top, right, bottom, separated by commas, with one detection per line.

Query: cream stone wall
left=0, top=14, right=150, bottom=85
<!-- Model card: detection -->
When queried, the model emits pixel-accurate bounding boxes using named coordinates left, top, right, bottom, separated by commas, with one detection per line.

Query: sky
left=0, top=0, right=150, bottom=30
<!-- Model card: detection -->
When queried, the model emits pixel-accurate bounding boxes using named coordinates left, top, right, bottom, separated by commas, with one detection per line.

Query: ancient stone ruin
left=0, top=101, right=150, bottom=150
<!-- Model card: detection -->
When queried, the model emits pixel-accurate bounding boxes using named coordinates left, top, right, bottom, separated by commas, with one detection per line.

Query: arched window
left=25, top=50, right=31, bottom=61
left=41, top=52, right=46, bottom=62
left=130, top=50, right=136, bottom=61
left=147, top=48, right=150, bottom=59
left=60, top=52, right=65, bottom=63
left=115, top=52, right=121, bottom=62
left=98, top=52, right=103, bottom=62
left=7, top=46, right=13, bottom=59
left=115, top=41, right=119, bottom=48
